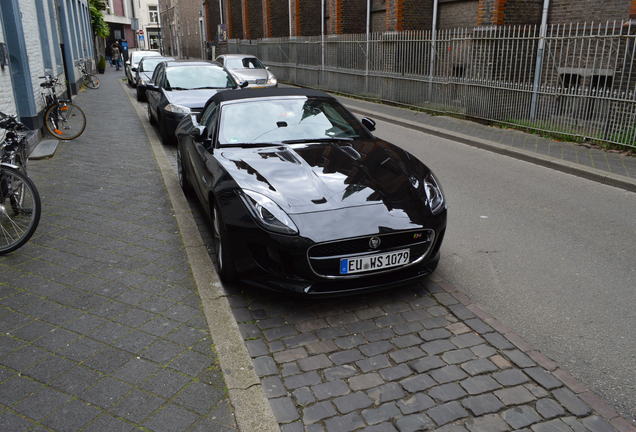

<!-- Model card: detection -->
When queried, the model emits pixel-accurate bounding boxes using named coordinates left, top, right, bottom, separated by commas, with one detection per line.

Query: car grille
left=308, top=230, right=434, bottom=278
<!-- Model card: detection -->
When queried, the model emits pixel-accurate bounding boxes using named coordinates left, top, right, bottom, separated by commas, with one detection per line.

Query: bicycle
left=0, top=112, right=41, bottom=254
left=76, top=59, right=100, bottom=89
left=40, top=73, right=87, bottom=140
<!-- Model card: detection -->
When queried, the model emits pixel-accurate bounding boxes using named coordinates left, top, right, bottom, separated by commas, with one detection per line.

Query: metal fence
left=228, top=20, right=636, bottom=149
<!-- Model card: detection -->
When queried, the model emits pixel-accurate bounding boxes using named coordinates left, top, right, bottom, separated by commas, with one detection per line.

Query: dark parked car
left=135, top=56, right=175, bottom=101
left=144, top=61, right=238, bottom=145
left=175, top=88, right=447, bottom=296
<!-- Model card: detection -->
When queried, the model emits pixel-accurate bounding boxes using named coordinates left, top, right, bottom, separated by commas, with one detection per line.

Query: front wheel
left=176, top=144, right=193, bottom=196
left=0, top=167, right=41, bottom=254
left=45, top=102, right=87, bottom=140
left=212, top=204, right=237, bottom=282
left=85, top=74, right=100, bottom=89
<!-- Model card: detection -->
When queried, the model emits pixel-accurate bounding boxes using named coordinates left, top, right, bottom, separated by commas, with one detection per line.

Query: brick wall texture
left=262, top=0, right=290, bottom=37
left=243, top=0, right=264, bottom=39
left=219, top=0, right=634, bottom=39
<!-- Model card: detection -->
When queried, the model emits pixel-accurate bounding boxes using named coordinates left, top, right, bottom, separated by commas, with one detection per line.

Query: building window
left=149, top=6, right=159, bottom=23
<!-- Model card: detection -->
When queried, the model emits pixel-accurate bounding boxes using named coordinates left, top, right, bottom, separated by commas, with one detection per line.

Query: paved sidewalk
left=0, top=69, right=237, bottom=431
left=337, top=96, right=636, bottom=180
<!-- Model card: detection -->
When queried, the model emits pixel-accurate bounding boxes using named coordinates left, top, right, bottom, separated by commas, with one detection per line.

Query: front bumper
left=222, top=198, right=446, bottom=296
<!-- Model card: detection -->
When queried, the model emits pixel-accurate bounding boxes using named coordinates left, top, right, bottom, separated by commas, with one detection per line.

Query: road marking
left=120, top=80, right=280, bottom=432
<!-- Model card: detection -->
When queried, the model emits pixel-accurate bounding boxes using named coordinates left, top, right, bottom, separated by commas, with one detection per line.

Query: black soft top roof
left=209, top=87, right=332, bottom=105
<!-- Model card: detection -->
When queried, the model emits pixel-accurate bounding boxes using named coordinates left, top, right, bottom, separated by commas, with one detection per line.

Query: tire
left=147, top=104, right=156, bottom=125
left=0, top=167, right=41, bottom=254
left=158, top=115, right=174, bottom=146
left=44, top=102, right=87, bottom=140
left=136, top=87, right=145, bottom=102
left=176, top=143, right=193, bottom=195
left=211, top=203, right=237, bottom=282
left=86, top=74, right=100, bottom=89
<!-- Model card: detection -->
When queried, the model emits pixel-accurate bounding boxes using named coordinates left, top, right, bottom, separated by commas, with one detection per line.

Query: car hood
left=230, top=68, right=269, bottom=82
left=218, top=139, right=434, bottom=221
left=165, top=89, right=223, bottom=109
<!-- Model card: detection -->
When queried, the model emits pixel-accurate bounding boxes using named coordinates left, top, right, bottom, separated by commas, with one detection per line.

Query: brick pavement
left=0, top=69, right=237, bottom=431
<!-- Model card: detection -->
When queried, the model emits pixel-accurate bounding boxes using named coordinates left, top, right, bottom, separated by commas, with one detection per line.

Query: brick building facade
left=158, top=0, right=204, bottom=58
left=203, top=0, right=636, bottom=42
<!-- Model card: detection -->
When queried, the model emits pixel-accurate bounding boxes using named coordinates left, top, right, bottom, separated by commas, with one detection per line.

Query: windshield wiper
left=191, top=86, right=225, bottom=90
left=282, top=137, right=356, bottom=144
left=169, top=86, right=189, bottom=90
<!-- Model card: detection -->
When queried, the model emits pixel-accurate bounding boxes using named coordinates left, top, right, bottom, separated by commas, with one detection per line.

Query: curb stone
left=120, top=81, right=280, bottom=432
left=429, top=274, right=636, bottom=431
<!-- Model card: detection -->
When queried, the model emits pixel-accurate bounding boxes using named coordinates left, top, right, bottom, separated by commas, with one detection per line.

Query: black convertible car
left=175, top=88, right=446, bottom=295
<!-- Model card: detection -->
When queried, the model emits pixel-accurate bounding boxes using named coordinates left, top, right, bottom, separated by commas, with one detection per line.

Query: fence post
left=428, top=0, right=438, bottom=101
left=321, top=0, right=325, bottom=86
left=530, top=0, right=551, bottom=120
left=365, top=0, right=370, bottom=94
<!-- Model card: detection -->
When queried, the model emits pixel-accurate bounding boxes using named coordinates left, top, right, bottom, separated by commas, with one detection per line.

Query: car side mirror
left=144, top=84, right=160, bottom=92
left=239, top=80, right=249, bottom=89
left=361, top=117, right=376, bottom=131
left=265, top=66, right=270, bottom=70
left=131, top=67, right=137, bottom=72
left=191, top=125, right=208, bottom=142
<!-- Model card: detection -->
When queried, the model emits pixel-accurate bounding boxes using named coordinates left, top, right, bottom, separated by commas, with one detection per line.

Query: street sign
left=139, top=35, right=145, bottom=41
left=138, top=30, right=144, bottom=35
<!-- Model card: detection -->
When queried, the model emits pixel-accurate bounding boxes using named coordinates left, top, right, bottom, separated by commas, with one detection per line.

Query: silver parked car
left=126, top=50, right=162, bottom=87
left=216, top=54, right=278, bottom=88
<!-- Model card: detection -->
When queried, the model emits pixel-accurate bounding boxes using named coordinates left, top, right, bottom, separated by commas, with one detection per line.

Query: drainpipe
left=530, top=0, right=551, bottom=120
left=428, top=0, right=438, bottom=100
left=219, top=0, right=223, bottom=25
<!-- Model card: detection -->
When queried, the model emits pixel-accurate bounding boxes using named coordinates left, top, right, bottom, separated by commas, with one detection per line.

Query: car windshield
left=166, top=66, right=235, bottom=90
left=225, top=57, right=265, bottom=69
left=140, top=57, right=172, bottom=72
left=132, top=52, right=159, bottom=64
left=218, top=97, right=369, bottom=146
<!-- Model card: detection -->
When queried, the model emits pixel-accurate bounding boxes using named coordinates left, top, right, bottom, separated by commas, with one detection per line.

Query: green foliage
left=89, top=0, right=109, bottom=39
left=97, top=55, right=106, bottom=71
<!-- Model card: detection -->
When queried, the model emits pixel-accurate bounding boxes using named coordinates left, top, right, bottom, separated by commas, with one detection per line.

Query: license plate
left=340, top=249, right=410, bottom=275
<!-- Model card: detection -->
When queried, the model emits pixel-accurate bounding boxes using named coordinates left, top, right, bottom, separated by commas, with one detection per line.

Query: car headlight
left=239, top=190, right=298, bottom=235
left=268, top=75, right=278, bottom=85
left=424, top=173, right=446, bottom=215
left=165, top=104, right=191, bottom=114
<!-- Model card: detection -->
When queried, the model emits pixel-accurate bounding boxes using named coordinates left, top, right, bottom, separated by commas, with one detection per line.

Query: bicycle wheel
left=0, top=167, right=41, bottom=254
left=45, top=102, right=87, bottom=140
left=86, top=74, right=100, bottom=89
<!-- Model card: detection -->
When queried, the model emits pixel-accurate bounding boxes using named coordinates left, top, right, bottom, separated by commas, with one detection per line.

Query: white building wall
left=20, top=0, right=47, bottom=113
left=0, top=15, right=17, bottom=116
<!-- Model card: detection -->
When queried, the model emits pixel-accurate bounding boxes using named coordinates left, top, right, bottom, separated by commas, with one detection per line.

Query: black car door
left=190, top=103, right=219, bottom=210
left=147, top=65, right=163, bottom=117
